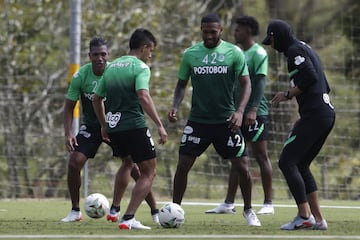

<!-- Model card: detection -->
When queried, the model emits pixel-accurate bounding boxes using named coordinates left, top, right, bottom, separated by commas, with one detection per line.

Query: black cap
left=262, top=32, right=273, bottom=45
left=262, top=19, right=293, bottom=47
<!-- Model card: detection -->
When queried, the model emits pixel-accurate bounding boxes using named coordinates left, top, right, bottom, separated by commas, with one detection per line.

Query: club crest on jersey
left=83, top=92, right=95, bottom=101
left=294, top=55, right=305, bottom=65
left=218, top=54, right=225, bottom=62
left=106, top=112, right=121, bottom=128
left=323, top=93, right=334, bottom=109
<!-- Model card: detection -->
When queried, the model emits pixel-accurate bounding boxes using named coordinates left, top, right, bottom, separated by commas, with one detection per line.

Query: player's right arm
left=168, top=79, right=188, bottom=122
left=63, top=99, right=78, bottom=152
left=168, top=49, right=190, bottom=122
left=64, top=70, right=83, bottom=152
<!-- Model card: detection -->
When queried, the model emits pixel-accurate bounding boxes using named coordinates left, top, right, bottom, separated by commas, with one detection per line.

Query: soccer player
left=93, top=28, right=167, bottom=230
left=206, top=16, right=274, bottom=215
left=62, top=37, right=160, bottom=223
left=263, top=19, right=335, bottom=230
left=168, top=13, right=261, bottom=227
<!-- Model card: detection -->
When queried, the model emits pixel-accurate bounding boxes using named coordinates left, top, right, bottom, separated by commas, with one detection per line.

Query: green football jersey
left=178, top=40, right=249, bottom=124
left=235, top=43, right=269, bottom=116
left=96, top=56, right=150, bottom=133
left=66, top=63, right=105, bottom=128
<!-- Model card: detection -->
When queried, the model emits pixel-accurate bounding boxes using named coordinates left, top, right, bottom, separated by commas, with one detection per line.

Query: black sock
left=72, top=207, right=80, bottom=211
left=151, top=209, right=159, bottom=215
left=111, top=204, right=120, bottom=212
left=224, top=200, right=234, bottom=204
left=300, top=215, right=309, bottom=220
left=123, top=214, right=134, bottom=221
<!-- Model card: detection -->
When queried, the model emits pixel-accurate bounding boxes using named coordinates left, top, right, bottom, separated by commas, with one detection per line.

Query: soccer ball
left=159, top=202, right=185, bottom=228
left=84, top=193, right=110, bottom=219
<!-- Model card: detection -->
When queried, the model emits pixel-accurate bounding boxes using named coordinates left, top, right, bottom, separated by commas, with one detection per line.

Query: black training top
left=266, top=19, right=335, bottom=118
left=286, top=40, right=335, bottom=118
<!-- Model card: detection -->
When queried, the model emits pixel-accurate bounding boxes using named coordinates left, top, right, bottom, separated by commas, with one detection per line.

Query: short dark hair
left=201, top=13, right=221, bottom=24
left=129, top=28, right=157, bottom=50
left=236, top=16, right=259, bottom=36
left=89, top=37, right=107, bottom=51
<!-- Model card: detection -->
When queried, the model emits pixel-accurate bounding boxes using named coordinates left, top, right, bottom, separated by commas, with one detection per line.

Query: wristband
left=284, top=90, right=292, bottom=99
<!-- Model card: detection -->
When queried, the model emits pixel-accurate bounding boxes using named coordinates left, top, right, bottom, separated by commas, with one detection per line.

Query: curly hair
left=236, top=16, right=259, bottom=36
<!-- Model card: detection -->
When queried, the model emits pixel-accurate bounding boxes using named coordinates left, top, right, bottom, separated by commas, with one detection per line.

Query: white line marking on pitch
left=0, top=235, right=360, bottom=239
left=163, top=201, right=360, bottom=209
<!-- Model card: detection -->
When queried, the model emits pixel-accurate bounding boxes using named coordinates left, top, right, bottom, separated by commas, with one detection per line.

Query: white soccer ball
left=84, top=193, right=110, bottom=219
left=159, top=202, right=185, bottom=228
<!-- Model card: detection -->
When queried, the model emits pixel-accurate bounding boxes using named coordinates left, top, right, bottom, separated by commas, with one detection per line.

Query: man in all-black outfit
left=263, top=19, right=335, bottom=231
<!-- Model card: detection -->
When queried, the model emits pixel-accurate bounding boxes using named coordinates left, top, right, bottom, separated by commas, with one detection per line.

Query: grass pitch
left=0, top=198, right=359, bottom=239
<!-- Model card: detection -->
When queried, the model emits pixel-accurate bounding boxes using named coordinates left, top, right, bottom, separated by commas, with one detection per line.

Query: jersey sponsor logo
left=181, top=134, right=200, bottom=144
left=193, top=65, right=228, bottom=75
left=187, top=135, right=200, bottom=144
left=181, top=126, right=200, bottom=144
left=323, top=93, right=334, bottom=109
left=106, top=112, right=121, bottom=128
left=78, top=125, right=91, bottom=138
left=109, top=62, right=130, bottom=68
left=294, top=55, right=305, bottom=65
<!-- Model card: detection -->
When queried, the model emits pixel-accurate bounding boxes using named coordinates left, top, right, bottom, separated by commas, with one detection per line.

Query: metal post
left=68, top=0, right=87, bottom=198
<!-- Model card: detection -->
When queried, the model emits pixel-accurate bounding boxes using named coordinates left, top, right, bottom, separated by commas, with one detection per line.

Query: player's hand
left=158, top=126, right=168, bottom=145
left=227, top=111, right=243, bottom=132
left=100, top=127, right=111, bottom=142
left=271, top=91, right=288, bottom=105
left=65, top=134, right=78, bottom=152
left=245, top=110, right=257, bottom=126
left=168, top=108, right=178, bottom=122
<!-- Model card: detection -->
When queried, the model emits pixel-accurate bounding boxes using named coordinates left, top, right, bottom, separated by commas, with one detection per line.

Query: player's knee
left=176, top=161, right=192, bottom=174
left=68, top=156, right=86, bottom=170
left=278, top=157, right=292, bottom=173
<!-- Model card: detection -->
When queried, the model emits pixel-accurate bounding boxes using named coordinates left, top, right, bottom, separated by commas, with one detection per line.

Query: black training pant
left=278, top=115, right=335, bottom=204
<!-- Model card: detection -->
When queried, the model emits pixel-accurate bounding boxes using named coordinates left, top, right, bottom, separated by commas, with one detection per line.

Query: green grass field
left=0, top=198, right=359, bottom=240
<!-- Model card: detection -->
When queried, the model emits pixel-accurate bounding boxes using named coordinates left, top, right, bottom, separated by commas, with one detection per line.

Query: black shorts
left=75, top=124, right=116, bottom=158
left=108, top=127, right=156, bottom=163
left=179, top=121, right=247, bottom=159
left=241, top=115, right=268, bottom=142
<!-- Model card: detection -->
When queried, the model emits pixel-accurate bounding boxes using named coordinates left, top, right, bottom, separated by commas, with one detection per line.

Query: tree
left=0, top=1, right=69, bottom=198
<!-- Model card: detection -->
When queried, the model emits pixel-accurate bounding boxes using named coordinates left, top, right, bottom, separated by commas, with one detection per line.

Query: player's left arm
left=245, top=74, right=266, bottom=125
left=272, top=46, right=313, bottom=104
left=228, top=48, right=251, bottom=131
left=228, top=74, right=251, bottom=132
left=136, top=67, right=168, bottom=144
left=246, top=51, right=268, bottom=124
left=137, top=89, right=168, bottom=145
